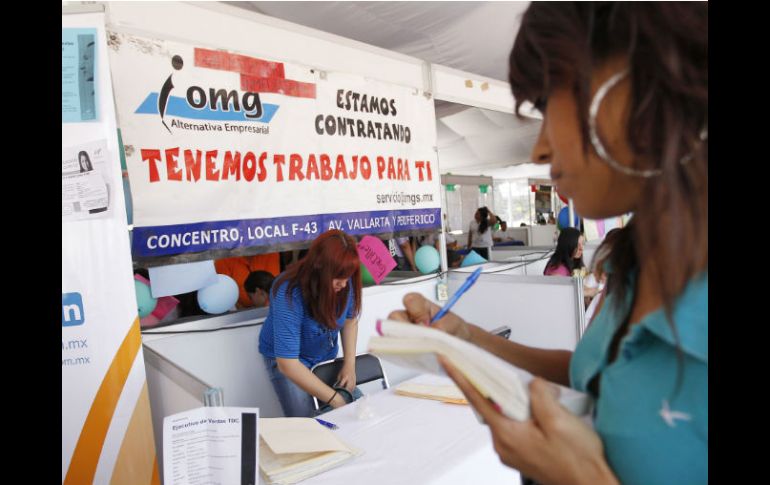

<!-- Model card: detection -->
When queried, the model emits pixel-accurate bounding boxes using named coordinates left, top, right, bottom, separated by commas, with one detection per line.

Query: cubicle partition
left=489, top=246, right=553, bottom=275
left=491, top=240, right=600, bottom=275
left=141, top=267, right=586, bottom=482
left=447, top=265, right=585, bottom=350
left=140, top=276, right=441, bottom=474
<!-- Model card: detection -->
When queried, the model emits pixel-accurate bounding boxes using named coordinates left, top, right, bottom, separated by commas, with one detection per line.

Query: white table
left=264, top=374, right=522, bottom=485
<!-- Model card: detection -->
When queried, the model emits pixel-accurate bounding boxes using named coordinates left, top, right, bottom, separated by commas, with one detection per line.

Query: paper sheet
left=148, top=260, right=219, bottom=298
left=395, top=382, right=468, bottom=404
left=62, top=28, right=98, bottom=122
left=260, top=418, right=352, bottom=455
left=163, top=406, right=259, bottom=485
left=62, top=140, right=112, bottom=222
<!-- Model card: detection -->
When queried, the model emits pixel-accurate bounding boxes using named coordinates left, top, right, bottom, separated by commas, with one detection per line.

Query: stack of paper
left=369, top=319, right=593, bottom=422
left=259, top=418, right=360, bottom=484
left=394, top=381, right=468, bottom=405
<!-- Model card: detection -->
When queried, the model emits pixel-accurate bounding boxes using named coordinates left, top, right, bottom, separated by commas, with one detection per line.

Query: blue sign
left=62, top=293, right=85, bottom=327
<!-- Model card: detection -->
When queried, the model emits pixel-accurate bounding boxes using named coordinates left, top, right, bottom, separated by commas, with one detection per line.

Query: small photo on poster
left=62, top=140, right=113, bottom=222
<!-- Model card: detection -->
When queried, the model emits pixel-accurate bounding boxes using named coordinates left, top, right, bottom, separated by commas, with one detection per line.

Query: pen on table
left=430, top=267, right=483, bottom=324
left=315, top=418, right=339, bottom=430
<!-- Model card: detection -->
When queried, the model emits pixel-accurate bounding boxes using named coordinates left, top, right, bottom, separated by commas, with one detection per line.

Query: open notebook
left=259, top=418, right=361, bottom=484
left=394, top=381, right=468, bottom=405
left=369, top=319, right=592, bottom=422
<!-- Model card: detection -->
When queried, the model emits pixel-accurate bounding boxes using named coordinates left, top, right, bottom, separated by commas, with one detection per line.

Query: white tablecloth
left=261, top=374, right=521, bottom=485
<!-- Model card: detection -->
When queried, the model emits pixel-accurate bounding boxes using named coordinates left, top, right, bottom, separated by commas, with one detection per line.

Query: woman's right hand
left=388, top=293, right=472, bottom=341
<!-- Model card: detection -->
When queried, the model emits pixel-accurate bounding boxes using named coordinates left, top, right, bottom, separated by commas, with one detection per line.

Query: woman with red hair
left=259, top=229, right=363, bottom=417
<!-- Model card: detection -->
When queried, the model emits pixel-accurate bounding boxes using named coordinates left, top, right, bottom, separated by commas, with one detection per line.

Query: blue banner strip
left=132, top=208, right=441, bottom=259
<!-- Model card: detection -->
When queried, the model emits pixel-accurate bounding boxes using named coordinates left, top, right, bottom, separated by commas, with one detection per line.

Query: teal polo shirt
left=570, top=272, right=707, bottom=485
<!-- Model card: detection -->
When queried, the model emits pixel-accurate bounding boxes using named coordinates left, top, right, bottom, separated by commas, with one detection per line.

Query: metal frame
left=573, top=274, right=587, bottom=339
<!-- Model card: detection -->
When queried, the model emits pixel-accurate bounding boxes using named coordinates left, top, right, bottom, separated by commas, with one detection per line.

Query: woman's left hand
left=439, top=357, right=619, bottom=485
left=336, top=362, right=357, bottom=393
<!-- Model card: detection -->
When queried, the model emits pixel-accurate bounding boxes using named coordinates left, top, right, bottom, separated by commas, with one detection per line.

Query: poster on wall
left=63, top=11, right=157, bottom=485
left=62, top=28, right=98, bottom=122
left=107, top=33, right=441, bottom=263
left=62, top=140, right=112, bottom=221
left=534, top=185, right=552, bottom=214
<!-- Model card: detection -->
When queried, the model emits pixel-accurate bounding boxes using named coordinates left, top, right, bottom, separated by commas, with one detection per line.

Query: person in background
left=419, top=229, right=458, bottom=251
left=244, top=270, right=275, bottom=308
left=258, top=230, right=363, bottom=417
left=215, top=253, right=281, bottom=309
left=388, top=2, right=707, bottom=483
left=388, top=236, right=417, bottom=271
left=493, top=216, right=512, bottom=244
left=497, top=216, right=508, bottom=232
left=543, top=227, right=586, bottom=277
left=466, top=206, right=496, bottom=260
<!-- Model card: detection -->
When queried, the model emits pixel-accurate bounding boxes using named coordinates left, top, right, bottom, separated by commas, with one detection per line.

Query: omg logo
left=135, top=54, right=277, bottom=133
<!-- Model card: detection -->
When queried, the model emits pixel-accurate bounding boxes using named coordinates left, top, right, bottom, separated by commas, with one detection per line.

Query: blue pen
left=315, top=418, right=339, bottom=430
left=431, top=267, right=483, bottom=324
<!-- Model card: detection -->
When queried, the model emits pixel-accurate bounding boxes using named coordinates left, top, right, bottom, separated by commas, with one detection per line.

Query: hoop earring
left=589, top=69, right=707, bottom=178
left=589, top=69, right=661, bottom=177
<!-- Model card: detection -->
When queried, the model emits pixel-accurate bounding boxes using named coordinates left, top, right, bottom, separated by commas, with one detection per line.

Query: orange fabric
left=215, top=253, right=280, bottom=308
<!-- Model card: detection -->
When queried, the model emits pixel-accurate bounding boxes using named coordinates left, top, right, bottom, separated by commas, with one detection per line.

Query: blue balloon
left=557, top=207, right=581, bottom=229
left=197, top=274, right=239, bottom=314
left=461, top=250, right=487, bottom=267
left=135, top=280, right=157, bottom=318
left=415, top=245, right=440, bottom=274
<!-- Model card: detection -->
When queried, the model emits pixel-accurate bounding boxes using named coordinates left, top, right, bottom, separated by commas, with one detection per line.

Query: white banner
left=63, top=13, right=157, bottom=485
left=108, top=33, right=441, bottom=261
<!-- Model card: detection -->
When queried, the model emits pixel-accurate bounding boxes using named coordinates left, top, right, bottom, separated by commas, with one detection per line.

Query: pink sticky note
left=151, top=294, right=180, bottom=320
left=134, top=273, right=180, bottom=321
left=357, top=235, right=397, bottom=284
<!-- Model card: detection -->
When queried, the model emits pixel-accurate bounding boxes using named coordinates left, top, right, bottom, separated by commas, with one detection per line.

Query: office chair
left=310, top=352, right=390, bottom=411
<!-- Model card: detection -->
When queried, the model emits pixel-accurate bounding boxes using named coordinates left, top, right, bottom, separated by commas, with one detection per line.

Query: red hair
left=273, top=230, right=362, bottom=329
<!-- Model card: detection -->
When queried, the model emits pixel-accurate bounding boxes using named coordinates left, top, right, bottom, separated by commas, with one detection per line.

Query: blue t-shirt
left=570, top=271, right=707, bottom=485
left=258, top=279, right=355, bottom=368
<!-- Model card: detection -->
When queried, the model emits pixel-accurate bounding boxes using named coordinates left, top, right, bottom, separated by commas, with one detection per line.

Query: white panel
left=144, top=323, right=283, bottom=415
left=357, top=277, right=441, bottom=384
left=529, top=224, right=558, bottom=246
left=447, top=270, right=580, bottom=351
left=489, top=247, right=552, bottom=276
left=143, top=357, right=205, bottom=482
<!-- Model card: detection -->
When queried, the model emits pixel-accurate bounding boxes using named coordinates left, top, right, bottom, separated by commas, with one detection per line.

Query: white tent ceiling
left=227, top=1, right=528, bottom=82
left=225, top=1, right=548, bottom=180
